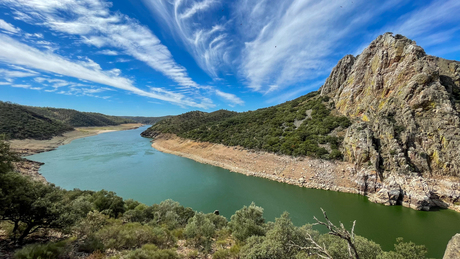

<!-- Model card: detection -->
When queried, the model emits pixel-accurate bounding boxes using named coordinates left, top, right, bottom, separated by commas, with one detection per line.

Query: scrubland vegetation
left=0, top=101, right=138, bottom=140
left=144, top=92, right=352, bottom=160
left=0, top=140, right=431, bottom=258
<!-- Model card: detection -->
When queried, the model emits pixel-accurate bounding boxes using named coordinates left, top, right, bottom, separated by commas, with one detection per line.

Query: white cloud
left=235, top=0, right=404, bottom=93
left=0, top=34, right=213, bottom=108
left=3, top=0, right=206, bottom=91
left=0, top=19, right=20, bottom=33
left=143, top=0, right=232, bottom=78
left=389, top=0, right=460, bottom=47
left=215, top=90, right=244, bottom=106
left=11, top=84, right=31, bottom=88
left=0, top=68, right=38, bottom=78
left=97, top=49, right=119, bottom=55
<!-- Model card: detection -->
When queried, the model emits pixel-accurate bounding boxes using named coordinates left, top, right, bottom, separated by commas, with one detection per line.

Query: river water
left=27, top=126, right=460, bottom=258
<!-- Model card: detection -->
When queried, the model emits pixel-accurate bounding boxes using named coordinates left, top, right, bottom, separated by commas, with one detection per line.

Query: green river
left=27, top=126, right=460, bottom=258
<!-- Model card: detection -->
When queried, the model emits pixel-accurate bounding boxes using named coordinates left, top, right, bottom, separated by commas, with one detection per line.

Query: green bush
left=228, top=202, right=265, bottom=241
left=95, top=222, right=174, bottom=250
left=185, top=212, right=216, bottom=251
left=14, top=239, right=71, bottom=259
left=111, top=244, right=180, bottom=259
left=240, top=212, right=317, bottom=259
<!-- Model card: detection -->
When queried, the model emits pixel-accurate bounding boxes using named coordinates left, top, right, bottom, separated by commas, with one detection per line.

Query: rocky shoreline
left=150, top=133, right=460, bottom=212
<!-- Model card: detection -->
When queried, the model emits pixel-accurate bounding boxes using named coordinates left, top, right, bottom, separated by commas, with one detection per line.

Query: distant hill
left=0, top=102, right=145, bottom=140
left=121, top=116, right=172, bottom=125
left=26, top=106, right=135, bottom=127
left=142, top=100, right=351, bottom=159
left=0, top=102, right=74, bottom=140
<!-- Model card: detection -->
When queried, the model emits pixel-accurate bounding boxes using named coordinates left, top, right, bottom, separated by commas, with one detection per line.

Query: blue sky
left=0, top=0, right=459, bottom=116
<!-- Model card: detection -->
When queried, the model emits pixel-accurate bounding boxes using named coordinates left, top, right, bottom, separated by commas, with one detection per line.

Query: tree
left=0, top=172, right=74, bottom=243
left=0, top=137, right=19, bottom=174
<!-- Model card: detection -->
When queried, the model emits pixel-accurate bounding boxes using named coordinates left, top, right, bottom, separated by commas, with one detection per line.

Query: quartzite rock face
left=444, top=234, right=460, bottom=259
left=321, top=33, right=460, bottom=210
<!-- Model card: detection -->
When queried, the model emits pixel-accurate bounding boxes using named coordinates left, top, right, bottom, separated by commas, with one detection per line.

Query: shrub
left=112, top=244, right=180, bottom=259
left=185, top=212, right=216, bottom=251
left=229, top=203, right=265, bottom=241
left=95, top=222, right=174, bottom=250
left=14, top=239, right=71, bottom=259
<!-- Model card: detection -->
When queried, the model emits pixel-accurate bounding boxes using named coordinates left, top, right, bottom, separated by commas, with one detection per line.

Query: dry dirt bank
left=10, top=123, right=143, bottom=182
left=151, top=133, right=460, bottom=212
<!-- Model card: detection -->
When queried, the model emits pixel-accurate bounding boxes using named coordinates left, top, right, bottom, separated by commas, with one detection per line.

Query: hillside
left=0, top=102, right=74, bottom=140
left=122, top=115, right=171, bottom=125
left=142, top=99, right=351, bottom=159
left=26, top=106, right=135, bottom=127
left=0, top=102, right=141, bottom=140
left=142, top=33, right=460, bottom=211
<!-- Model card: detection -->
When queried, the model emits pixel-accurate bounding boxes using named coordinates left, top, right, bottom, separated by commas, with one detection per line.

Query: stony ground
left=151, top=133, right=460, bottom=212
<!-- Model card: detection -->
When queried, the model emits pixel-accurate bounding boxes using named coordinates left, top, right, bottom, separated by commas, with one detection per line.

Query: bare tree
left=289, top=208, right=359, bottom=259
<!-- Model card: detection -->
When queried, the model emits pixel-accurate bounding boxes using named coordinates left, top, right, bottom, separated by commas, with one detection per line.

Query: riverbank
left=151, top=133, right=460, bottom=212
left=11, top=123, right=143, bottom=182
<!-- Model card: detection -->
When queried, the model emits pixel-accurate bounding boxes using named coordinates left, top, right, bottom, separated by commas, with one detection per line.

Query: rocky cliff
left=321, top=32, right=460, bottom=210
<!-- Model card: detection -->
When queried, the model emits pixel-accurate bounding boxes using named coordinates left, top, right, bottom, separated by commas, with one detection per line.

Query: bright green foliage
left=14, top=239, right=71, bottom=259
left=185, top=212, right=216, bottom=251
left=229, top=202, right=266, bottom=241
left=145, top=92, right=351, bottom=159
left=112, top=244, right=180, bottom=259
left=95, top=222, right=175, bottom=250
left=0, top=102, right=74, bottom=140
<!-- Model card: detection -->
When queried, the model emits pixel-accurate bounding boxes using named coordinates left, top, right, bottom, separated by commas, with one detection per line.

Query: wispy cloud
left=0, top=19, right=20, bottom=34
left=0, top=68, right=38, bottom=78
left=389, top=0, right=460, bottom=48
left=3, top=0, right=208, bottom=92
left=237, top=0, right=404, bottom=93
left=97, top=49, right=119, bottom=56
left=0, top=34, right=213, bottom=108
left=143, top=0, right=232, bottom=78
left=215, top=89, right=244, bottom=106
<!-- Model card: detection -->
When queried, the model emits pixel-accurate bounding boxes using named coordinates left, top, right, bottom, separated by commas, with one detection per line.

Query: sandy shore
left=11, top=123, right=143, bottom=182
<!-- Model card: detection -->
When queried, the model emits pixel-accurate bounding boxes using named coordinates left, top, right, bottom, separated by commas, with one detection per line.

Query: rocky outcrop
left=322, top=32, right=460, bottom=177
left=319, top=33, right=460, bottom=210
left=444, top=234, right=460, bottom=259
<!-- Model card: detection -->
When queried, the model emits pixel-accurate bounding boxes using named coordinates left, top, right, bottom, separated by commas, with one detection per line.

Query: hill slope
left=26, top=106, right=135, bottom=127
left=122, top=116, right=171, bottom=125
left=0, top=102, right=74, bottom=140
left=142, top=96, right=351, bottom=159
